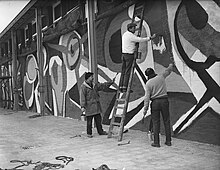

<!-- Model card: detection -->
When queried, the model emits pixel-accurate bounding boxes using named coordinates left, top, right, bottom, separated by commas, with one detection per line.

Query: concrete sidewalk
left=0, top=108, right=219, bottom=170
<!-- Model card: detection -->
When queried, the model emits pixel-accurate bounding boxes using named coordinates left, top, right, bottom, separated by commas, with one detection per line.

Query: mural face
left=12, top=0, right=219, bottom=144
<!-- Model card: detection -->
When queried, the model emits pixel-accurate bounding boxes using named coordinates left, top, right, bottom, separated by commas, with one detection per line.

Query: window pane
left=42, top=16, right=47, bottom=28
left=32, top=23, right=36, bottom=34
left=54, top=3, right=61, bottom=20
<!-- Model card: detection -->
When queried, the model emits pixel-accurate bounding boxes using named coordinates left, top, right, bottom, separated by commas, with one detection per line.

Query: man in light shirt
left=143, top=63, right=174, bottom=147
left=119, top=22, right=156, bottom=92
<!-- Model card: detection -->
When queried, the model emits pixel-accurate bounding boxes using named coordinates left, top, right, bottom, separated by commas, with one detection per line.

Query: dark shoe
left=151, top=143, right=160, bottom=147
left=87, top=134, right=93, bottom=138
left=165, top=141, right=172, bottom=146
left=99, top=131, right=108, bottom=135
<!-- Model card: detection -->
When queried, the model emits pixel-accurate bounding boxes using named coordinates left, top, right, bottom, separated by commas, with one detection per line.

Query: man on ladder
left=119, top=22, right=156, bottom=93
left=108, top=4, right=156, bottom=141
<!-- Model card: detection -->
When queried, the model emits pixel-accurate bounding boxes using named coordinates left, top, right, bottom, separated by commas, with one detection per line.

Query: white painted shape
left=179, top=103, right=208, bottom=133
left=52, top=89, right=58, bottom=116
left=172, top=44, right=204, bottom=101
left=208, top=98, right=220, bottom=114
left=197, top=0, right=220, bottom=31
left=207, top=62, right=220, bottom=90
left=34, top=82, right=40, bottom=114
left=124, top=101, right=152, bottom=130
left=79, top=60, right=89, bottom=78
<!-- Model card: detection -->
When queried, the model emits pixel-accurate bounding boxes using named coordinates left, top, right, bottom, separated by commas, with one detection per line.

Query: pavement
left=0, top=108, right=220, bottom=170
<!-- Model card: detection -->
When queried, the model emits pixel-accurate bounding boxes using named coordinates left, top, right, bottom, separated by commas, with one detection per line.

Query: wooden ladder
left=107, top=3, right=146, bottom=141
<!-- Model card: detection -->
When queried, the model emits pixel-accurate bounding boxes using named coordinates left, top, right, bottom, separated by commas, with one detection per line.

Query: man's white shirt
left=122, top=31, right=150, bottom=54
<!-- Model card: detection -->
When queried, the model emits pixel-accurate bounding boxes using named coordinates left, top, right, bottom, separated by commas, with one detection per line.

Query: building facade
left=0, top=0, right=219, bottom=145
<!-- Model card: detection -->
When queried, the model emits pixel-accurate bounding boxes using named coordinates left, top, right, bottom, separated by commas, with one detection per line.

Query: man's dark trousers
left=119, top=53, right=134, bottom=89
left=86, top=114, right=103, bottom=135
left=151, top=98, right=172, bottom=145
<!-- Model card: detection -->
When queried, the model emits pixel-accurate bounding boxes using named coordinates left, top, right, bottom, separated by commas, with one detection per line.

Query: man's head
left=127, top=23, right=137, bottom=33
left=85, top=72, right=94, bottom=83
left=145, top=68, right=156, bottom=79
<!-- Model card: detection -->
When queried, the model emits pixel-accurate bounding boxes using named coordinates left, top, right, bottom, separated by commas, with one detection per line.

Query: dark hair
left=145, top=68, right=155, bottom=77
left=85, top=72, right=93, bottom=80
left=127, top=23, right=137, bottom=30
left=145, top=68, right=157, bottom=79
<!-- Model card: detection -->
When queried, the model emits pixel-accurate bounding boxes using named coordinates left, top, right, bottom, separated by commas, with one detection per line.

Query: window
left=42, top=16, right=47, bottom=29
left=32, top=22, right=36, bottom=35
left=32, top=15, right=47, bottom=41
left=32, top=21, right=37, bottom=41
left=53, top=1, right=61, bottom=26
left=64, top=0, right=79, bottom=15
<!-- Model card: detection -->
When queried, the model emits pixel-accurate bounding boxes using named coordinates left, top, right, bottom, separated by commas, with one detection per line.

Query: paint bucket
left=81, top=112, right=86, bottom=121
left=147, top=131, right=154, bottom=141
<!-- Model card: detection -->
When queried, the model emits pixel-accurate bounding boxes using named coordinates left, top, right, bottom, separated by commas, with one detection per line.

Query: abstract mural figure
left=49, top=56, right=67, bottom=116
left=23, top=54, right=38, bottom=110
left=48, top=31, right=87, bottom=117
left=23, top=47, right=48, bottom=113
left=167, top=0, right=220, bottom=134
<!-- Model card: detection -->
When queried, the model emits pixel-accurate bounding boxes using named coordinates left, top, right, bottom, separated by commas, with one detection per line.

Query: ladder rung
left=112, top=122, right=121, bottom=126
left=117, top=98, right=126, bottom=102
left=114, top=114, right=122, bottom=118
left=116, top=106, right=124, bottom=110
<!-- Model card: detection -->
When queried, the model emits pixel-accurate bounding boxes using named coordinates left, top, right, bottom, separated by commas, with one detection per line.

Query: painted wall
left=5, top=0, right=219, bottom=145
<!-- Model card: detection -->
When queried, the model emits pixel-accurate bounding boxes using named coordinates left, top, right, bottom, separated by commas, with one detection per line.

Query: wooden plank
left=11, top=29, right=19, bottom=111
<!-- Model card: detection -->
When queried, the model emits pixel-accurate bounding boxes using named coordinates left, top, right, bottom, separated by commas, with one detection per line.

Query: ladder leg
left=118, top=115, right=125, bottom=141
left=107, top=91, right=120, bottom=138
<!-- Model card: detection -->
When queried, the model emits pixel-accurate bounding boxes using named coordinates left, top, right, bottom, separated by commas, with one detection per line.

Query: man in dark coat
left=80, top=72, right=114, bottom=138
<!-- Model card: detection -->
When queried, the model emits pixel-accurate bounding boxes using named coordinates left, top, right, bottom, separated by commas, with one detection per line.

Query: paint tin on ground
left=81, top=112, right=86, bottom=121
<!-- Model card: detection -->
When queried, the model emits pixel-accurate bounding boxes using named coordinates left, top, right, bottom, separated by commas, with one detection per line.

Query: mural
left=10, top=0, right=219, bottom=145
left=167, top=0, right=220, bottom=134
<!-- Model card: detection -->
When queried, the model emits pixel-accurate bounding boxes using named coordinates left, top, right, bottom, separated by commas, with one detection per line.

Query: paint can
left=147, top=131, right=154, bottom=141
left=81, top=112, right=86, bottom=121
